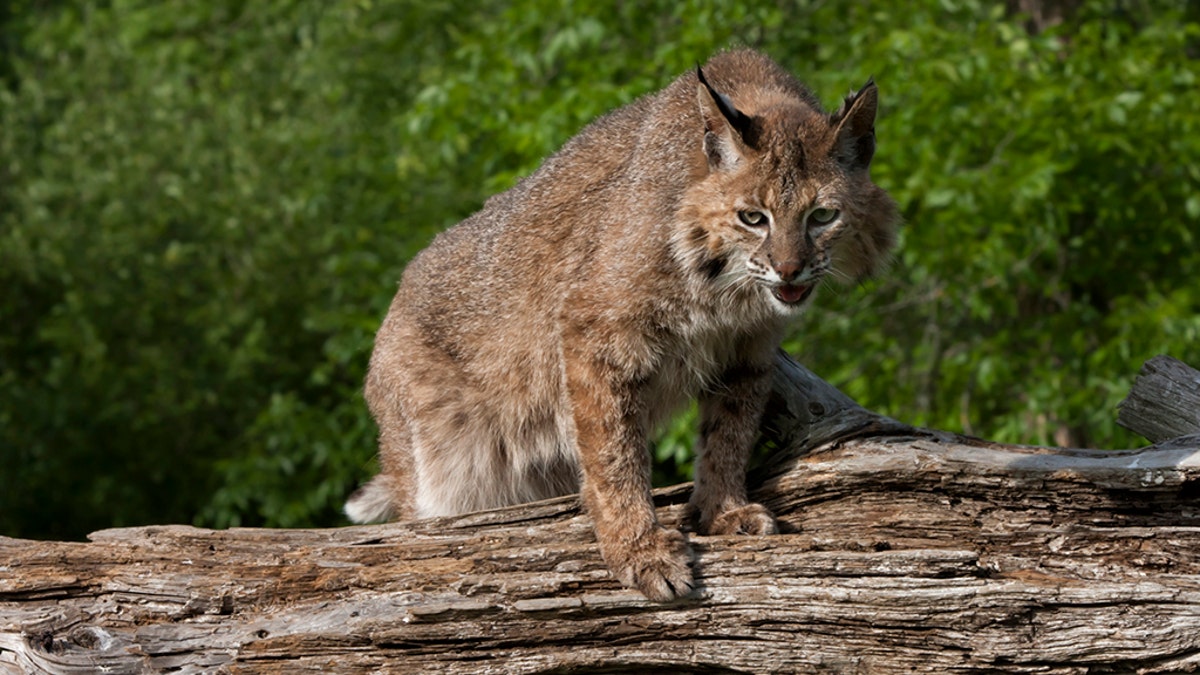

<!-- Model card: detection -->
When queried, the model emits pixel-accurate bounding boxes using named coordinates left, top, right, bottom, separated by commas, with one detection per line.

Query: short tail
left=344, top=474, right=400, bottom=524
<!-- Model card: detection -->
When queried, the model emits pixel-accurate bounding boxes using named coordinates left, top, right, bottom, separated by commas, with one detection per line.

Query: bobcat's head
left=673, top=52, right=899, bottom=317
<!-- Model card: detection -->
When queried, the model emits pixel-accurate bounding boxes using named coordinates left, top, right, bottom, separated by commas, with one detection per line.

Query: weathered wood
left=1118, top=354, right=1200, bottom=442
left=3, top=354, right=1200, bottom=674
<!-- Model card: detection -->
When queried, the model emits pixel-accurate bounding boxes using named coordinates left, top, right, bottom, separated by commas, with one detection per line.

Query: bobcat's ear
left=830, top=77, right=878, bottom=171
left=696, top=66, right=753, bottom=171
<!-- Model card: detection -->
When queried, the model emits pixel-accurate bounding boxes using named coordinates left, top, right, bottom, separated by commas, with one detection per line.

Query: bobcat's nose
left=773, top=261, right=803, bottom=283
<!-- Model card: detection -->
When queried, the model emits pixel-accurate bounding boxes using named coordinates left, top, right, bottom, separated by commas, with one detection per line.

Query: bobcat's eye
left=738, top=210, right=768, bottom=227
left=808, top=207, right=839, bottom=227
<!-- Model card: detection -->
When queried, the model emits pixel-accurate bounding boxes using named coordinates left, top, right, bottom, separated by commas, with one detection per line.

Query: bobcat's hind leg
left=346, top=391, right=416, bottom=523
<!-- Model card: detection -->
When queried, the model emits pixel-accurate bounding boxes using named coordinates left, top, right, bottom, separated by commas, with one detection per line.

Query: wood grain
left=1118, top=354, right=1200, bottom=443
left=3, top=354, right=1200, bottom=674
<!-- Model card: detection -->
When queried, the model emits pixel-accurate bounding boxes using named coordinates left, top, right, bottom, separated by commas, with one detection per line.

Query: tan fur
left=346, top=50, right=899, bottom=601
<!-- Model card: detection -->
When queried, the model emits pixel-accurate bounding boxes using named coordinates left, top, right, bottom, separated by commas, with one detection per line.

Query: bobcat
left=346, top=49, right=899, bottom=601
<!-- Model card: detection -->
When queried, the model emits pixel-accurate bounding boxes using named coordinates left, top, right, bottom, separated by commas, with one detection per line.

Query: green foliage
left=2, top=0, right=1196, bottom=540
left=0, top=1, right=427, bottom=537
left=794, top=2, right=1200, bottom=449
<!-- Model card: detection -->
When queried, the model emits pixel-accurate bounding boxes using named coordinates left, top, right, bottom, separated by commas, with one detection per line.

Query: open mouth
left=771, top=283, right=814, bottom=305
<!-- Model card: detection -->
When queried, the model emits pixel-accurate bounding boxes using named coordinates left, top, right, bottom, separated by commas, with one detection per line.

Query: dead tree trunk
left=1118, top=354, right=1200, bottom=443
left=3, top=354, right=1200, bottom=674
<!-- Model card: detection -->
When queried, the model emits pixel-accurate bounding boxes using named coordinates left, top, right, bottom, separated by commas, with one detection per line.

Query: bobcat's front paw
left=701, top=502, right=778, bottom=536
left=606, top=527, right=694, bottom=602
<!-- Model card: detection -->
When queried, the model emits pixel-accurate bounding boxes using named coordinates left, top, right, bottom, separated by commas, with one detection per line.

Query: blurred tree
left=1, top=0, right=1196, bottom=540
left=0, top=1, right=433, bottom=537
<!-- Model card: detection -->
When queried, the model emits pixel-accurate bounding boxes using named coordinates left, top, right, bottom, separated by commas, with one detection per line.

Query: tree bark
left=3, top=354, right=1200, bottom=674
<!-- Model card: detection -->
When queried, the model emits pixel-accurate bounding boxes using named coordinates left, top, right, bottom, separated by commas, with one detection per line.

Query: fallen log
left=3, top=354, right=1200, bottom=674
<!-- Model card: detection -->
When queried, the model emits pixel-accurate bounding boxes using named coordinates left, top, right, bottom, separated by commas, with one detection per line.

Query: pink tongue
left=778, top=285, right=808, bottom=303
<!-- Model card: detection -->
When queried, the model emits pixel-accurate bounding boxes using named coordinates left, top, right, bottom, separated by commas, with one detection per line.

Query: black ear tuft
left=696, top=66, right=755, bottom=141
left=831, top=77, right=879, bottom=171
left=831, top=77, right=876, bottom=127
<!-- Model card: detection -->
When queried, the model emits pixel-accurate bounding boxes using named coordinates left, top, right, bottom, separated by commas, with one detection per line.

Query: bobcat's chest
left=642, top=314, right=749, bottom=428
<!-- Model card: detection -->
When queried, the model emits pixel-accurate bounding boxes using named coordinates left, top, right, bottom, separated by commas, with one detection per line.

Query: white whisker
left=824, top=265, right=853, bottom=284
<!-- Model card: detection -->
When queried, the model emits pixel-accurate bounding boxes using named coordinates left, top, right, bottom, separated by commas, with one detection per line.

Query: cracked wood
left=2, top=354, right=1200, bottom=674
